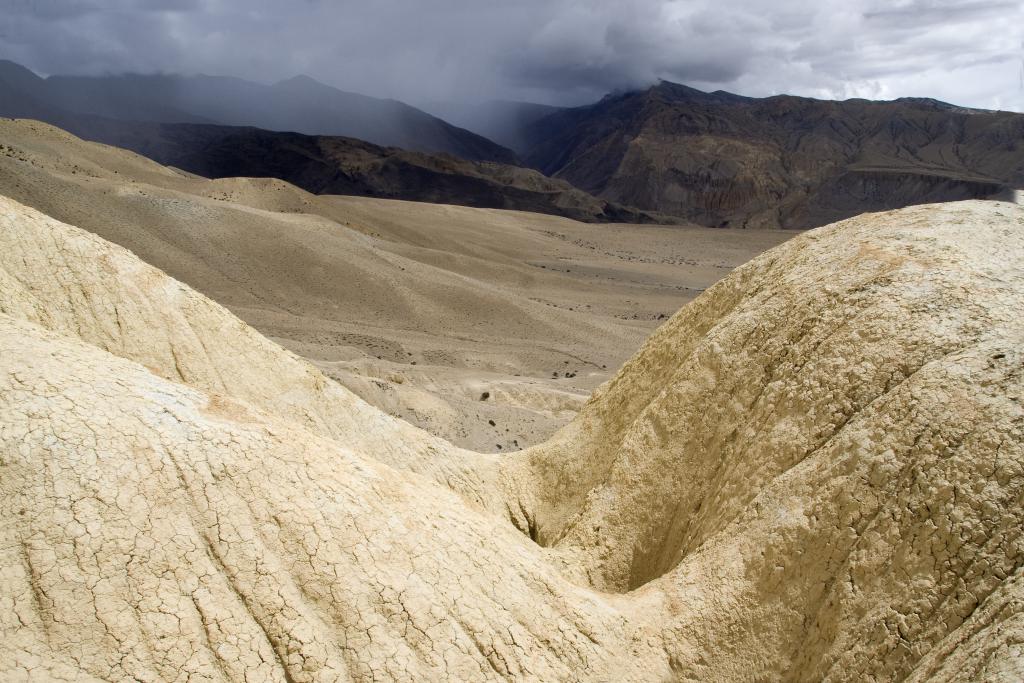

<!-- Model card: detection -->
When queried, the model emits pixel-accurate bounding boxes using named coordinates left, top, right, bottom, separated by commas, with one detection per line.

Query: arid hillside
left=1, top=195, right=1021, bottom=680
left=68, top=117, right=665, bottom=224
left=0, top=118, right=786, bottom=450
left=522, top=81, right=1024, bottom=228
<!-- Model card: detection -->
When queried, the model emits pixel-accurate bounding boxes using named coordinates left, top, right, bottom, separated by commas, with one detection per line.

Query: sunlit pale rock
left=1, top=195, right=1021, bottom=681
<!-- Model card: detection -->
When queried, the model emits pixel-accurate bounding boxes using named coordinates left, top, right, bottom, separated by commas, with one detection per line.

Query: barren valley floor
left=0, top=118, right=791, bottom=449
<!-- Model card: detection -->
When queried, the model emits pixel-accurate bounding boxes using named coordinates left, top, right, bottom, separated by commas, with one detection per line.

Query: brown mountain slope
left=1, top=196, right=1021, bottom=680
left=26, top=112, right=665, bottom=223
left=524, top=81, right=1024, bottom=228
left=73, top=117, right=666, bottom=223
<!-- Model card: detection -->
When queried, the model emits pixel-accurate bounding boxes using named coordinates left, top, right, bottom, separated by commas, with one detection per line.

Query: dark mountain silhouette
left=0, top=60, right=517, bottom=163
left=519, top=80, right=1024, bottom=228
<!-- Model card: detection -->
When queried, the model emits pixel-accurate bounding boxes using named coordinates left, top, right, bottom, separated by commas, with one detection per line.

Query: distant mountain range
left=0, top=59, right=668, bottom=222
left=2, top=59, right=1021, bottom=228
left=65, top=117, right=663, bottom=223
left=515, top=81, right=1024, bottom=228
left=0, top=60, right=516, bottom=163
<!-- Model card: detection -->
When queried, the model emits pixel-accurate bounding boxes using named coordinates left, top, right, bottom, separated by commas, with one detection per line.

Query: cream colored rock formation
left=0, top=194, right=497, bottom=502
left=1, top=194, right=1022, bottom=681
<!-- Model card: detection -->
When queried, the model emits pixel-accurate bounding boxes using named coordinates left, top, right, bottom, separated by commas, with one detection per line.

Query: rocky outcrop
left=1, top=195, right=1022, bottom=680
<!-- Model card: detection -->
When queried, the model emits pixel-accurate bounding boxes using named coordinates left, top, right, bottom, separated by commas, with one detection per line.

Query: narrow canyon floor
left=0, top=118, right=791, bottom=449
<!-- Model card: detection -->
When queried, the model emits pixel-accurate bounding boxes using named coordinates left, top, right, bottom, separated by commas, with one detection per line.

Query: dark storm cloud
left=0, top=0, right=1021, bottom=111
left=502, top=3, right=754, bottom=95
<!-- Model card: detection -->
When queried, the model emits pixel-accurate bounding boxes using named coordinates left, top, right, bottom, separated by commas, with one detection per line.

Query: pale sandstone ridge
left=1, top=194, right=1022, bottom=681
left=0, top=194, right=497, bottom=502
left=509, top=200, right=1024, bottom=680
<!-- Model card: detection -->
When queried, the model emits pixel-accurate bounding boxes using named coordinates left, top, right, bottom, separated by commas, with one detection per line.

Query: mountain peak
left=271, top=74, right=336, bottom=93
left=0, top=59, right=43, bottom=86
left=650, top=79, right=708, bottom=97
left=647, top=80, right=750, bottom=105
left=591, top=79, right=747, bottom=107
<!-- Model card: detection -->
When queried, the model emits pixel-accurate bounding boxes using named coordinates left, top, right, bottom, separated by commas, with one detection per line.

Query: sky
left=1, top=0, right=1023, bottom=112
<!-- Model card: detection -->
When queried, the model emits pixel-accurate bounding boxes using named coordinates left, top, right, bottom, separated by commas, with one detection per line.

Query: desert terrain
left=1, top=188, right=1021, bottom=680
left=2, top=1, right=1023, bottom=677
left=0, top=118, right=789, bottom=450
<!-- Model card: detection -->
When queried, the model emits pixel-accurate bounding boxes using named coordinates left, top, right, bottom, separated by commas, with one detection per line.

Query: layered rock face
left=1, top=195, right=1022, bottom=681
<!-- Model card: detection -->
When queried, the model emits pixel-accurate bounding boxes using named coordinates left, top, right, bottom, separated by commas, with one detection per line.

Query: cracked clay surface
left=1, top=195, right=1022, bottom=680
